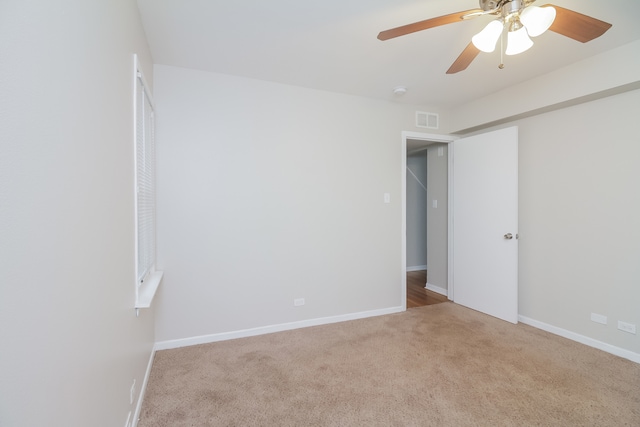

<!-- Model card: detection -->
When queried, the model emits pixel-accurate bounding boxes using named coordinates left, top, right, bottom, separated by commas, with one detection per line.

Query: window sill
left=135, top=271, right=163, bottom=309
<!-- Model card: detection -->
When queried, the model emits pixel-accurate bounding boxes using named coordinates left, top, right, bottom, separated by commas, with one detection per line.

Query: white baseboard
left=154, top=306, right=405, bottom=351
left=425, top=282, right=448, bottom=297
left=132, top=348, right=156, bottom=427
left=406, top=265, right=427, bottom=272
left=518, top=315, right=640, bottom=364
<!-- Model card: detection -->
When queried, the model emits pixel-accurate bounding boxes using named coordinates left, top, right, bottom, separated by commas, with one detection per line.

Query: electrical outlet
left=294, top=298, right=305, bottom=307
left=130, top=379, right=136, bottom=405
left=618, top=321, right=636, bottom=334
left=590, top=313, right=607, bottom=325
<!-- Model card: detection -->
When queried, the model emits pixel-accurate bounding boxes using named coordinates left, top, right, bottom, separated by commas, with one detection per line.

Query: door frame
left=401, top=131, right=457, bottom=310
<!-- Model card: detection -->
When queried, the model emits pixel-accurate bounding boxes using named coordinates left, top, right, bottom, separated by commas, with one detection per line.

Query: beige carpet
left=139, top=303, right=640, bottom=426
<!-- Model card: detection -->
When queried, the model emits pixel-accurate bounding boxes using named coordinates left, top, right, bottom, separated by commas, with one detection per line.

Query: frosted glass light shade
left=521, top=6, right=556, bottom=37
left=472, top=20, right=504, bottom=53
left=506, top=26, right=533, bottom=55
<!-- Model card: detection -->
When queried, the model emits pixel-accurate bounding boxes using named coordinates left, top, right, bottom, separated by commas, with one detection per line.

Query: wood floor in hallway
left=407, top=270, right=449, bottom=308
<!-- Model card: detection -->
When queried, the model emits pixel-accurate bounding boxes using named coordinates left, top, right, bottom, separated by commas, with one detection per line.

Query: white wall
left=153, top=65, right=439, bottom=343
left=0, top=1, right=155, bottom=426
left=406, top=152, right=427, bottom=269
left=515, top=89, right=640, bottom=355
left=448, top=39, right=640, bottom=358
left=451, top=40, right=640, bottom=133
left=426, top=144, right=448, bottom=291
left=456, top=89, right=640, bottom=357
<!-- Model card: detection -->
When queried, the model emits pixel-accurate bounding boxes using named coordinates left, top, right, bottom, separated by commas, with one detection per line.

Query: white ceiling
left=136, top=0, right=640, bottom=109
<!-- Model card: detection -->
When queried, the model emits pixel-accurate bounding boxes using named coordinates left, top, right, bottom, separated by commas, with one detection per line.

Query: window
left=134, top=54, right=162, bottom=308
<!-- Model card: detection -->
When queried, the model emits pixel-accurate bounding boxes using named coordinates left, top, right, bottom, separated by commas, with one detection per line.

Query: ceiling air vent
left=416, top=111, right=439, bottom=129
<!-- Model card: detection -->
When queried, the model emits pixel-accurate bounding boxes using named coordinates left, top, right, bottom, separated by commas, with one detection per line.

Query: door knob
left=504, top=233, right=513, bottom=240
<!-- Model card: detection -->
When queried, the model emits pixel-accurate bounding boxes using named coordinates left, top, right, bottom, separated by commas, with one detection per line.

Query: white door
left=452, top=126, right=518, bottom=323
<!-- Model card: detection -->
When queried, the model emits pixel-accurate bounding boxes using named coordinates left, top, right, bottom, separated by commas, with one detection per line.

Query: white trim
left=519, top=315, right=640, bottom=364
left=133, top=53, right=161, bottom=309
left=425, top=282, right=448, bottom=297
left=133, top=54, right=140, bottom=305
left=135, top=271, right=163, bottom=309
left=134, top=55, right=155, bottom=110
left=403, top=131, right=454, bottom=144
left=406, top=265, right=428, bottom=272
left=447, top=139, right=454, bottom=300
left=132, top=348, right=156, bottom=427
left=401, top=135, right=407, bottom=311
left=401, top=131, right=457, bottom=307
left=154, top=306, right=404, bottom=351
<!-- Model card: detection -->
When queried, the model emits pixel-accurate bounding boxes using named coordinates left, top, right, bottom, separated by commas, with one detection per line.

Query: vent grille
left=416, top=111, right=439, bottom=129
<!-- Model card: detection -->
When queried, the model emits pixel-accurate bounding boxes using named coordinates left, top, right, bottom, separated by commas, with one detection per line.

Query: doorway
left=401, top=131, right=455, bottom=310
left=401, top=128, right=519, bottom=322
left=406, top=141, right=449, bottom=308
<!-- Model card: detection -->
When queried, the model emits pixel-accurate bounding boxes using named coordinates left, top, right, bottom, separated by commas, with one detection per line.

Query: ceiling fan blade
left=544, top=4, right=612, bottom=43
left=446, top=42, right=481, bottom=74
left=377, top=9, right=483, bottom=41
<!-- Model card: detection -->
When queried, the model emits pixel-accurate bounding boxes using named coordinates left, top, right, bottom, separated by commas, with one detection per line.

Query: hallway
left=407, top=270, right=448, bottom=308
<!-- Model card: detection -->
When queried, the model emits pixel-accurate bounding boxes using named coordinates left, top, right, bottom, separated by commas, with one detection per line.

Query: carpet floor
left=139, top=302, right=640, bottom=426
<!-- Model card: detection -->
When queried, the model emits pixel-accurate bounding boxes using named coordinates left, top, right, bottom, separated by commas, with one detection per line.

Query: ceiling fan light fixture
left=377, top=2, right=612, bottom=74
left=472, top=20, right=504, bottom=53
left=505, top=20, right=533, bottom=56
left=520, top=5, right=556, bottom=37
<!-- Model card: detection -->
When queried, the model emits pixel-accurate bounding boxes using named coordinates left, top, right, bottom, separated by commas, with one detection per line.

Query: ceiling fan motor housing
left=480, top=0, right=529, bottom=13
left=479, top=0, right=501, bottom=11
left=504, top=0, right=525, bottom=16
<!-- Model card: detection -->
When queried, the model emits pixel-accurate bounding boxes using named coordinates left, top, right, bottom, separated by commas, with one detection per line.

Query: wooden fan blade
left=544, top=4, right=612, bottom=43
left=446, top=42, right=481, bottom=74
left=377, top=9, right=483, bottom=41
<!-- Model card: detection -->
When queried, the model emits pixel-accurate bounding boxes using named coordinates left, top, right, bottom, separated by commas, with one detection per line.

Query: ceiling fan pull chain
left=498, top=29, right=505, bottom=69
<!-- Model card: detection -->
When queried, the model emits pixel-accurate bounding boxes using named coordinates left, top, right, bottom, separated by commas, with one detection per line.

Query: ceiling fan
left=377, top=0, right=612, bottom=74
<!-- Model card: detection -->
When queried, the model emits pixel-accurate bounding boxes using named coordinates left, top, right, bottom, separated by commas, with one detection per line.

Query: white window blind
left=136, top=71, right=155, bottom=283
left=134, top=54, right=161, bottom=309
